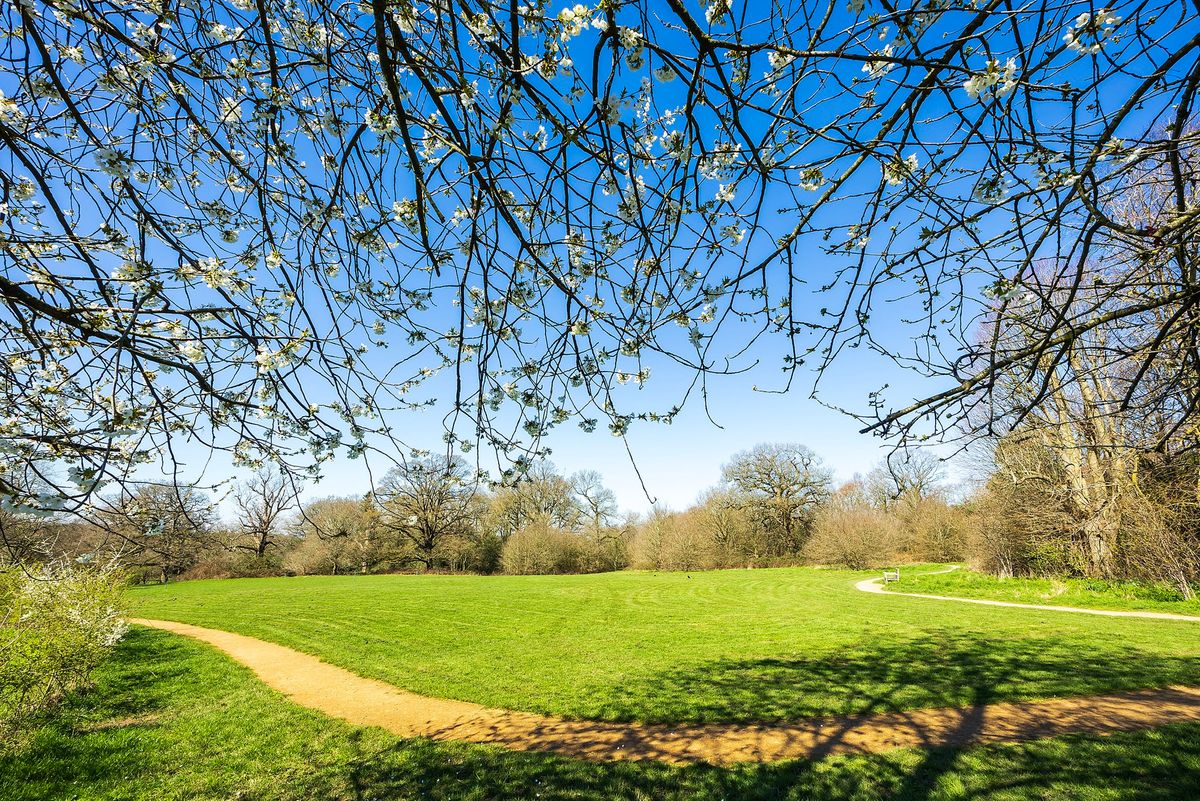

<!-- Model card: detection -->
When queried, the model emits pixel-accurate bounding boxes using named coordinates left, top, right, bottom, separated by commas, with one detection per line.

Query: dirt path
left=861, top=568, right=1200, bottom=622
left=132, top=609, right=1200, bottom=765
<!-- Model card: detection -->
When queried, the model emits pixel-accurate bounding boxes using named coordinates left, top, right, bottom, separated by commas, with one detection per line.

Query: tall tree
left=375, top=456, right=480, bottom=570
left=232, top=468, right=297, bottom=558
left=721, top=444, right=833, bottom=554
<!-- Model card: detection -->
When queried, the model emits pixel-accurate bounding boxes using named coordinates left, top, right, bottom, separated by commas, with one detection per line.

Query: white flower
left=0, top=90, right=25, bottom=127
left=721, top=224, right=746, bottom=244
left=12, top=178, right=35, bottom=200
left=715, top=183, right=737, bottom=203
left=705, top=0, right=732, bottom=25
left=653, top=65, right=676, bottom=83
left=207, top=23, right=242, bottom=43
left=393, top=2, right=417, bottom=34
left=94, top=148, right=131, bottom=178
left=962, top=58, right=1018, bottom=100
left=882, top=153, right=919, bottom=186
left=265, top=249, right=283, bottom=269
left=365, top=110, right=396, bottom=135
left=597, top=98, right=620, bottom=125
left=569, top=320, right=590, bottom=336
left=255, top=343, right=295, bottom=373
left=218, top=96, right=242, bottom=124
left=799, top=167, right=825, bottom=191
left=847, top=0, right=865, bottom=13
left=558, top=4, right=592, bottom=40
left=1063, top=8, right=1121, bottom=54
left=177, top=340, right=204, bottom=363
left=767, top=50, right=794, bottom=72
left=862, top=44, right=895, bottom=79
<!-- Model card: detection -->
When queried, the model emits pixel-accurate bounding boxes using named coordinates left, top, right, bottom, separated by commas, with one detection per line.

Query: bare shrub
left=628, top=509, right=715, bottom=571
left=903, top=498, right=969, bottom=563
left=805, top=482, right=901, bottom=569
left=500, top=521, right=581, bottom=575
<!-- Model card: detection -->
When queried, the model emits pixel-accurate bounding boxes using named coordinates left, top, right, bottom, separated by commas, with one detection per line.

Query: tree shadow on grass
left=584, top=629, right=1200, bottom=724
left=339, top=725, right=1200, bottom=801
left=7, top=627, right=1200, bottom=801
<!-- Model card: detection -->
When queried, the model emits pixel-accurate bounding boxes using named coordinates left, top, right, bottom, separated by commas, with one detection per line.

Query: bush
left=501, top=521, right=583, bottom=575
left=805, top=504, right=900, bottom=569
left=1, top=563, right=128, bottom=741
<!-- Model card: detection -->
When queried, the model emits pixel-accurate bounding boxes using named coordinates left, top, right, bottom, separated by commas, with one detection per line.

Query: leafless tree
left=721, top=443, right=832, bottom=553
left=291, top=495, right=384, bottom=574
left=93, top=484, right=216, bottom=583
left=375, top=456, right=481, bottom=570
left=231, top=467, right=298, bottom=558
left=866, top=451, right=946, bottom=511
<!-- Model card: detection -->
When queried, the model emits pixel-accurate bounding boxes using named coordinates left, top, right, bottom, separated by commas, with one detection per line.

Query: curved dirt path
left=861, top=567, right=1200, bottom=622
left=133, top=591, right=1200, bottom=764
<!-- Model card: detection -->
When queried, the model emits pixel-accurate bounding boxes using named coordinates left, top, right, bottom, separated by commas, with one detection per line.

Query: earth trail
left=131, top=574, right=1200, bottom=764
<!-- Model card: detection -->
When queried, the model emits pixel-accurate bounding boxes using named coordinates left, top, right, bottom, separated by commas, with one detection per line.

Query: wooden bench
left=882, top=568, right=901, bottom=584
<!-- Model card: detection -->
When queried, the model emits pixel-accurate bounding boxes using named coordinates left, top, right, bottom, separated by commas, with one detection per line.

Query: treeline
left=4, top=438, right=1198, bottom=596
left=0, top=444, right=967, bottom=581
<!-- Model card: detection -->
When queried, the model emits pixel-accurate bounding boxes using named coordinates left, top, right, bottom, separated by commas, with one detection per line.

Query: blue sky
left=7, top=0, right=1180, bottom=513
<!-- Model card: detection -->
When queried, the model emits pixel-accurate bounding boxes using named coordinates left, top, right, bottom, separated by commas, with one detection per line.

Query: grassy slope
left=127, top=567, right=1200, bottom=724
left=889, top=569, right=1200, bottom=615
left=3, top=627, right=1200, bottom=801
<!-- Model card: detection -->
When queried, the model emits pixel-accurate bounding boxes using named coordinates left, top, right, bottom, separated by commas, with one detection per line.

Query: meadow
left=6, top=565, right=1200, bottom=800
left=889, top=569, right=1200, bottom=615
left=123, top=566, right=1200, bottom=724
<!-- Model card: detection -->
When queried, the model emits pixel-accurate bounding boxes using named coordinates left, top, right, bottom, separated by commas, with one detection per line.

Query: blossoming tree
left=1, top=0, right=1196, bottom=509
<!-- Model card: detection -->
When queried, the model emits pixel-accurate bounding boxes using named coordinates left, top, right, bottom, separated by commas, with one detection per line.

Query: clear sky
left=281, top=310, right=962, bottom=515
left=13, top=0, right=1170, bottom=514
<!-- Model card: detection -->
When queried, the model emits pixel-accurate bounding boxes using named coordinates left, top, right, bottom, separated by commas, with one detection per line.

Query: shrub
left=805, top=505, right=900, bottom=569
left=501, top=521, right=582, bottom=575
left=0, top=563, right=128, bottom=741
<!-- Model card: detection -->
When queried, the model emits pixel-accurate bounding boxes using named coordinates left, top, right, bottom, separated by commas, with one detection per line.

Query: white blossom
left=883, top=153, right=920, bottom=186
left=706, top=0, right=733, bottom=26
left=1063, top=8, right=1121, bottom=54
left=862, top=45, right=895, bottom=79
left=558, top=4, right=592, bottom=40
left=177, top=340, right=204, bottom=363
left=0, top=91, right=25, bottom=127
left=962, top=58, right=1018, bottom=99
left=94, top=148, right=131, bottom=178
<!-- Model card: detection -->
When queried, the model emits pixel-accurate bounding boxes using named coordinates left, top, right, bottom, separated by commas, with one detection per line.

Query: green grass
left=126, top=566, right=1200, bottom=724
left=4, top=626, right=1200, bottom=800
left=889, top=568, right=1200, bottom=616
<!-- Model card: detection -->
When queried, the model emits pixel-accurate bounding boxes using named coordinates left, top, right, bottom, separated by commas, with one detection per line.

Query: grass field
left=889, top=569, right=1200, bottom=615
left=7, top=573, right=1200, bottom=796
left=124, top=566, right=1200, bottom=724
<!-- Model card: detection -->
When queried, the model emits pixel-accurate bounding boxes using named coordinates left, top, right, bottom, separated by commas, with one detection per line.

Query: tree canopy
left=2, top=0, right=1197, bottom=508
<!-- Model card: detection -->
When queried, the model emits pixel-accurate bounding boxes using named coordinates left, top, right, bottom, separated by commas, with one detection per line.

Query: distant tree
left=865, top=452, right=946, bottom=511
left=232, top=468, right=298, bottom=559
left=806, top=480, right=901, bottom=569
left=487, top=462, right=583, bottom=539
left=570, top=470, right=618, bottom=532
left=291, top=496, right=382, bottom=575
left=0, top=508, right=51, bottom=566
left=376, top=457, right=480, bottom=571
left=721, top=444, right=833, bottom=554
left=95, top=485, right=215, bottom=583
